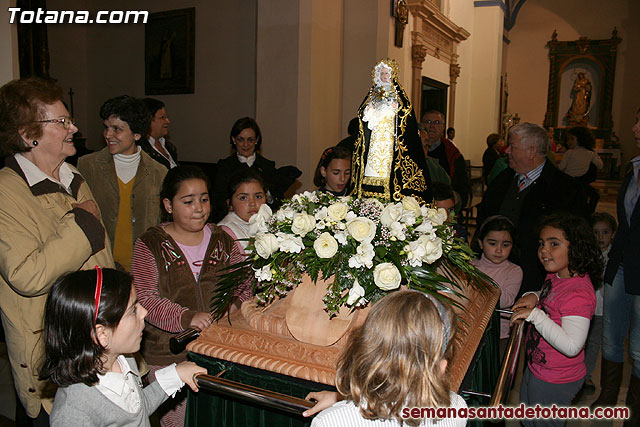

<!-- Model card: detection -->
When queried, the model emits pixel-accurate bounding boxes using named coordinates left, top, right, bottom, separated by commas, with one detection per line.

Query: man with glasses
left=420, top=110, right=470, bottom=209
left=477, top=122, right=588, bottom=295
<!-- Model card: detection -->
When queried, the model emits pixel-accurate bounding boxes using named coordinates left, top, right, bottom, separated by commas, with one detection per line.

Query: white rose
left=380, top=203, right=403, bottom=226
left=291, top=213, right=316, bottom=236
left=277, top=232, right=305, bottom=253
left=401, top=196, right=422, bottom=216
left=425, top=208, right=446, bottom=225
left=346, top=279, right=365, bottom=305
left=254, top=233, right=279, bottom=259
left=346, top=217, right=377, bottom=242
left=423, top=236, right=443, bottom=264
left=313, top=232, right=339, bottom=258
left=248, top=204, right=273, bottom=236
left=254, top=265, right=273, bottom=281
left=327, top=202, right=349, bottom=222
left=373, top=263, right=402, bottom=290
left=436, top=208, right=448, bottom=224
left=348, top=242, right=375, bottom=269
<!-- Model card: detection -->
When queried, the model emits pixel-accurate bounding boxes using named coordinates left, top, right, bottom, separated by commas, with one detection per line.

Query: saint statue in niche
left=564, top=72, right=592, bottom=125
left=350, top=59, right=432, bottom=203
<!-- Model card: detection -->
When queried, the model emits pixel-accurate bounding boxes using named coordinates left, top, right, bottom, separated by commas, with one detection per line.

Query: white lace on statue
left=363, top=62, right=399, bottom=179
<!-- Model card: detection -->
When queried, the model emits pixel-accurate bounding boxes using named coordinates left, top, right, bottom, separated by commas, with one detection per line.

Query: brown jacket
left=0, top=156, right=114, bottom=417
left=77, top=148, right=167, bottom=259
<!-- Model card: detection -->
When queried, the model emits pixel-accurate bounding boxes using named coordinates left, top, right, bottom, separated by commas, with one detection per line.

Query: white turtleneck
left=114, top=146, right=141, bottom=183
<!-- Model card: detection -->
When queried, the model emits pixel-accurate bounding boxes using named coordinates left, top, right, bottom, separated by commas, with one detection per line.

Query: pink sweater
left=471, top=255, right=523, bottom=339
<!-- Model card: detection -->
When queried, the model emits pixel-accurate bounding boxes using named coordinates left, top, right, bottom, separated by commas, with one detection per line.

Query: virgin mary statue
left=350, top=59, right=432, bottom=203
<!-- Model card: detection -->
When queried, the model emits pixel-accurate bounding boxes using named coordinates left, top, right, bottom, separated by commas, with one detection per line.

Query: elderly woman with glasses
left=0, top=78, right=114, bottom=424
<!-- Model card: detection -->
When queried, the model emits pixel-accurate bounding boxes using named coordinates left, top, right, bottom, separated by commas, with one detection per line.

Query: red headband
left=93, top=266, right=103, bottom=323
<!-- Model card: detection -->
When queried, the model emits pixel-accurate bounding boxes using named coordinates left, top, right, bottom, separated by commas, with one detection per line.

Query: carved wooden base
left=188, top=278, right=500, bottom=390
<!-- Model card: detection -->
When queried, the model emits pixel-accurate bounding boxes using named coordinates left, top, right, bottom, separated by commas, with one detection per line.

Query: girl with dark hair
left=471, top=216, right=522, bottom=352
left=131, top=165, right=246, bottom=426
left=303, top=291, right=466, bottom=426
left=511, top=214, right=602, bottom=425
left=218, top=169, right=268, bottom=253
left=78, top=95, right=167, bottom=271
left=313, top=146, right=352, bottom=196
left=213, top=117, right=301, bottom=222
left=41, top=268, right=205, bottom=426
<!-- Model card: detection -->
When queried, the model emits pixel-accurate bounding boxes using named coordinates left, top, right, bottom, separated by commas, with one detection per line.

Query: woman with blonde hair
left=305, top=290, right=466, bottom=426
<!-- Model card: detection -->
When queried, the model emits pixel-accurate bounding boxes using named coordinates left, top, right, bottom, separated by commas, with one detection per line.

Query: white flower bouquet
left=212, top=191, right=492, bottom=319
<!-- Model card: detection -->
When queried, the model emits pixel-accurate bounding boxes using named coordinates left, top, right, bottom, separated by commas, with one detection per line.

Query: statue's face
left=379, top=67, right=391, bottom=83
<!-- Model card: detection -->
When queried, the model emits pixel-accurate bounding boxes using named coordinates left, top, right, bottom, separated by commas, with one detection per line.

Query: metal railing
left=490, top=318, right=525, bottom=407
left=194, top=372, right=314, bottom=416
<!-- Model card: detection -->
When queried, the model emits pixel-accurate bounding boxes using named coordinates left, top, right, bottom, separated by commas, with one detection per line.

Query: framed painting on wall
left=145, top=7, right=195, bottom=95
left=543, top=29, right=621, bottom=140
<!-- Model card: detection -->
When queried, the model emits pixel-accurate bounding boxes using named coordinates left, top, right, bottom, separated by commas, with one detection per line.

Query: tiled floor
left=0, top=180, right=630, bottom=426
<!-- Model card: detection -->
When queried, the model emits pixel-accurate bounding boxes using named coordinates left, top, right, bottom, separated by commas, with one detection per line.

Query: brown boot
left=623, top=375, right=639, bottom=427
left=591, top=358, right=624, bottom=408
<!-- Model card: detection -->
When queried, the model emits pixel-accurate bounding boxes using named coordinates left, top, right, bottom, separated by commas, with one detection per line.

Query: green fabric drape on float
left=185, top=353, right=328, bottom=427
left=461, top=311, right=501, bottom=426
left=185, top=311, right=501, bottom=427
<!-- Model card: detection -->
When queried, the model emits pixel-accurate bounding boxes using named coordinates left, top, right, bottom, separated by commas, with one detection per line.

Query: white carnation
left=254, top=265, right=273, bottom=281
left=404, top=239, right=427, bottom=267
left=334, top=231, right=348, bottom=245
left=248, top=204, right=273, bottom=236
left=314, top=206, right=328, bottom=220
left=277, top=232, right=305, bottom=253
left=346, top=279, right=365, bottom=306
left=389, top=221, right=406, bottom=241
left=348, top=242, right=375, bottom=269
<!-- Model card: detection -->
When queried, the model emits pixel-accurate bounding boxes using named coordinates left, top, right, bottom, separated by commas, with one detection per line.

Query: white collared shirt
left=148, top=136, right=178, bottom=168
left=237, top=153, right=256, bottom=167
left=95, top=355, right=184, bottom=413
left=15, top=153, right=75, bottom=194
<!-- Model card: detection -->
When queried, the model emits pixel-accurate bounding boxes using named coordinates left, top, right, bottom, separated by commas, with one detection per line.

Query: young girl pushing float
left=131, top=165, right=248, bottom=426
left=304, top=290, right=467, bottom=426
left=40, top=268, right=205, bottom=427
left=511, top=214, right=602, bottom=427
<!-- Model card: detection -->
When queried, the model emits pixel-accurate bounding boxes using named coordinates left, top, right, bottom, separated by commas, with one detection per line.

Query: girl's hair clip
left=93, top=266, right=103, bottom=323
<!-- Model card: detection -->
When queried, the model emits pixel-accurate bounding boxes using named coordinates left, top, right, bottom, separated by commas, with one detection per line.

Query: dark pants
left=520, top=367, right=584, bottom=427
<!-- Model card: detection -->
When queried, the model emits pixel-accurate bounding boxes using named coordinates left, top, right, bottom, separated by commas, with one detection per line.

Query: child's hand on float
left=511, top=307, right=533, bottom=324
left=176, top=361, right=207, bottom=392
left=511, top=293, right=537, bottom=311
left=189, top=312, right=212, bottom=331
left=303, top=391, right=340, bottom=417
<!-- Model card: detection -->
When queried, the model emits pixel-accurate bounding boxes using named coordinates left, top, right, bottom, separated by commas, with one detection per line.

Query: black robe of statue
left=350, top=79, right=432, bottom=204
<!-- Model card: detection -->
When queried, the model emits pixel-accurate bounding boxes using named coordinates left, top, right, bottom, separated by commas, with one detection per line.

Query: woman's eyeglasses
left=36, top=117, right=76, bottom=130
